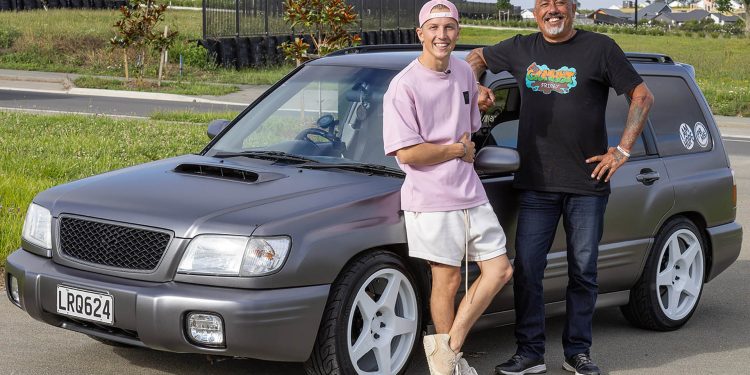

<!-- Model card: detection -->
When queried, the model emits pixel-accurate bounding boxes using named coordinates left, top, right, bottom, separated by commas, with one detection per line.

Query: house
left=668, top=0, right=690, bottom=7
left=636, top=1, right=672, bottom=20
left=521, top=8, right=534, bottom=20
left=589, top=8, right=633, bottom=24
left=655, top=9, right=710, bottom=24
left=590, top=1, right=672, bottom=24
left=710, top=12, right=741, bottom=24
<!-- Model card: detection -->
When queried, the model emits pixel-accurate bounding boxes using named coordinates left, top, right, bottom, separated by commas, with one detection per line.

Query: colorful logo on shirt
left=525, top=62, right=578, bottom=95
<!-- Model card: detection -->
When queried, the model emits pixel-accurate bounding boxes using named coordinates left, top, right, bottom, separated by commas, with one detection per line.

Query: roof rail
left=327, top=44, right=486, bottom=56
left=625, top=52, right=674, bottom=64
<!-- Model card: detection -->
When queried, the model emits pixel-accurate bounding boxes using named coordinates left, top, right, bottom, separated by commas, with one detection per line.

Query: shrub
left=698, top=31, right=706, bottom=38
left=710, top=32, right=720, bottom=38
left=175, top=41, right=214, bottom=70
left=280, top=0, right=360, bottom=65
left=0, top=26, right=21, bottom=49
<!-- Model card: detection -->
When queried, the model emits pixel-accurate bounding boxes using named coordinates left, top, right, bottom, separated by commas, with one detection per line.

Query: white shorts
left=404, top=202, right=507, bottom=267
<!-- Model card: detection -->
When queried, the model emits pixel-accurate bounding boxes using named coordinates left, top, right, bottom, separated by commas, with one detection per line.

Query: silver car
left=6, top=47, right=742, bottom=375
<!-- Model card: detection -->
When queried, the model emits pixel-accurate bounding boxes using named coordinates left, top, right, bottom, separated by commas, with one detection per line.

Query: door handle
left=636, top=169, right=660, bottom=185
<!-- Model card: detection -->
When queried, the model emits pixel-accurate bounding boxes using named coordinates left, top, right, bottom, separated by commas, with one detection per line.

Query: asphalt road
left=0, top=144, right=747, bottom=375
left=0, top=89, right=248, bottom=118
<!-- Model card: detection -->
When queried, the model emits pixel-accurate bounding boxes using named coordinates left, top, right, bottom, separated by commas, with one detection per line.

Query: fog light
left=9, top=275, right=20, bottom=305
left=186, top=312, right=224, bottom=347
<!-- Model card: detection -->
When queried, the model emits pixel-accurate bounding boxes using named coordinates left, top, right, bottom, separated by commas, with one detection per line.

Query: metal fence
left=203, top=0, right=497, bottom=38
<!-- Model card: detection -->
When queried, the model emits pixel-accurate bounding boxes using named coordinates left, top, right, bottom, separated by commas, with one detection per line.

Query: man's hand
left=478, top=85, right=495, bottom=113
left=586, top=146, right=628, bottom=182
left=459, top=132, right=476, bottom=163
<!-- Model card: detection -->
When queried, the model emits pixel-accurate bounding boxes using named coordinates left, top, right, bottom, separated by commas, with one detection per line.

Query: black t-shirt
left=483, top=30, right=642, bottom=196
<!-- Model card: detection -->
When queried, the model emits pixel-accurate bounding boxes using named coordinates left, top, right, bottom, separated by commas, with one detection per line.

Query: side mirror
left=475, top=146, right=520, bottom=174
left=207, top=119, right=231, bottom=139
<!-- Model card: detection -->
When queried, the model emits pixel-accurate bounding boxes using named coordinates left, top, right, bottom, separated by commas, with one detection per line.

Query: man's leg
left=512, top=190, right=563, bottom=360
left=448, top=255, right=513, bottom=351
left=560, top=194, right=607, bottom=374
left=424, top=263, right=464, bottom=375
left=430, top=263, right=462, bottom=334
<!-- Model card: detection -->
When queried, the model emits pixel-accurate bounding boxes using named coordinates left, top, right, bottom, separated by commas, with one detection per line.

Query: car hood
left=36, top=154, right=401, bottom=238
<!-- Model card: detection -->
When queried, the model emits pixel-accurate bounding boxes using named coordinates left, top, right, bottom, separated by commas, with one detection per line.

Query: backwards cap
left=418, top=0, right=460, bottom=27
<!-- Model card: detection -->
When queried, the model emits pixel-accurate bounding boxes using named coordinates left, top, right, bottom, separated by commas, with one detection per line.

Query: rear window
left=605, top=88, right=646, bottom=157
left=644, top=75, right=712, bottom=156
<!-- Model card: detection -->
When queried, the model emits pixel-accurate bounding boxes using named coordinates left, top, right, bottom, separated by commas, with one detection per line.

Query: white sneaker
left=423, top=334, right=460, bottom=375
left=457, top=356, right=479, bottom=375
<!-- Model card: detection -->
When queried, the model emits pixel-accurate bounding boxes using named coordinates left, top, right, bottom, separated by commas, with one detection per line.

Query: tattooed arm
left=586, top=82, right=654, bottom=182
left=466, top=48, right=496, bottom=112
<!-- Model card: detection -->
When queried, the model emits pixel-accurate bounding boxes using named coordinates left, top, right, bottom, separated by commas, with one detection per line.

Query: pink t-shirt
left=383, top=56, right=488, bottom=212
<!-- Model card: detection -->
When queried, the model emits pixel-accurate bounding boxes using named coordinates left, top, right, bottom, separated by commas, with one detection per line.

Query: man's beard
left=544, top=22, right=565, bottom=36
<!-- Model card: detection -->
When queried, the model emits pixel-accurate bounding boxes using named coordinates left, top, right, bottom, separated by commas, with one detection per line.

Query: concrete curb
left=0, top=86, right=244, bottom=106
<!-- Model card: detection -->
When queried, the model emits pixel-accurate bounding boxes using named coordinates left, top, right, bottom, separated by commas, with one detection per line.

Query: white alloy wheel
left=655, top=228, right=704, bottom=321
left=347, top=268, right=419, bottom=375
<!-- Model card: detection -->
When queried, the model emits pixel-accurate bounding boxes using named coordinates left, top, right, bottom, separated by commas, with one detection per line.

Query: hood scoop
left=174, top=163, right=286, bottom=184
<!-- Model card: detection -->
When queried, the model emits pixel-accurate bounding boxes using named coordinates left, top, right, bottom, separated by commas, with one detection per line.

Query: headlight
left=178, top=235, right=291, bottom=276
left=22, top=203, right=52, bottom=249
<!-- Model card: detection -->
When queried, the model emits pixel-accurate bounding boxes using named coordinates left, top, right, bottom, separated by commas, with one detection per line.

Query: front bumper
left=706, top=221, right=743, bottom=282
left=5, top=249, right=330, bottom=362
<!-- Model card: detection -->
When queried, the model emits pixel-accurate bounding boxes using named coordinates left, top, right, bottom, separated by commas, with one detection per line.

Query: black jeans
left=513, top=190, right=608, bottom=360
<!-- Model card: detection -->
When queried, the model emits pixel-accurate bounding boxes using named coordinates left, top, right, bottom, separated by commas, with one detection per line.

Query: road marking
left=724, top=137, right=750, bottom=143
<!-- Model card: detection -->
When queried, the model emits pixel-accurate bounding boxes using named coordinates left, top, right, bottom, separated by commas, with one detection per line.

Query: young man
left=383, top=1, right=514, bottom=374
left=466, top=0, right=654, bottom=374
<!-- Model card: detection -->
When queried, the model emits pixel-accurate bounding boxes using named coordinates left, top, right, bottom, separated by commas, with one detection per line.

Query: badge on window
left=463, top=91, right=469, bottom=104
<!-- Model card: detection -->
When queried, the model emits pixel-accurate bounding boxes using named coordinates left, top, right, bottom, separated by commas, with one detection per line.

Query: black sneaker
left=563, top=353, right=601, bottom=375
left=495, top=354, right=547, bottom=375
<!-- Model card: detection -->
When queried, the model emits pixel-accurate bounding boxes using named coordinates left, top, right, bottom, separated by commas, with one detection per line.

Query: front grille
left=59, top=217, right=171, bottom=271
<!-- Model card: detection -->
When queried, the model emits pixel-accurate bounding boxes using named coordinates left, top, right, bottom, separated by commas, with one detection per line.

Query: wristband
left=616, top=145, right=631, bottom=158
left=458, top=142, right=467, bottom=158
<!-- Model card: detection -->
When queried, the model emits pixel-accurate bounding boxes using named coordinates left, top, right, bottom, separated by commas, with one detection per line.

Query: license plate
left=56, top=285, right=113, bottom=324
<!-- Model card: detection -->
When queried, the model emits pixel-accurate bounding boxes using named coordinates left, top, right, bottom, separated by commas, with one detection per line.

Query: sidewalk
left=0, top=68, right=747, bottom=137
left=0, top=68, right=270, bottom=106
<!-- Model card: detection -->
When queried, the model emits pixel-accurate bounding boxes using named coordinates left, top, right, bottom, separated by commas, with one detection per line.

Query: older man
left=466, top=0, right=654, bottom=374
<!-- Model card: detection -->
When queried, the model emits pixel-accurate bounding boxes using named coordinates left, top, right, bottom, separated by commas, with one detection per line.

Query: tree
left=110, top=0, right=177, bottom=82
left=497, top=0, right=513, bottom=22
left=715, top=0, right=732, bottom=13
left=497, top=0, right=512, bottom=11
left=280, top=0, right=361, bottom=65
left=744, top=0, right=750, bottom=34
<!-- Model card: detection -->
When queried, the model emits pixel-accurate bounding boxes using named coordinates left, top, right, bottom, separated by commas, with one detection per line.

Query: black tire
left=621, top=217, right=706, bottom=331
left=304, top=250, right=422, bottom=375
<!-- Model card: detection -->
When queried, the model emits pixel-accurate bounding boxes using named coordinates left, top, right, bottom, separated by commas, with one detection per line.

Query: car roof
left=309, top=45, right=693, bottom=79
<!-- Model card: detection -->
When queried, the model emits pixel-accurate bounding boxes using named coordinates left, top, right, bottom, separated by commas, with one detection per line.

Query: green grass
left=0, top=9, right=293, bottom=86
left=0, top=111, right=207, bottom=266
left=150, top=110, right=241, bottom=123
left=0, top=10, right=744, bottom=115
left=458, top=28, right=750, bottom=116
left=74, top=76, right=240, bottom=96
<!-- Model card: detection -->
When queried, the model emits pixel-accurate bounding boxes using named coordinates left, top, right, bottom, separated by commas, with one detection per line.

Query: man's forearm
left=466, top=48, right=488, bottom=80
left=396, top=142, right=466, bottom=166
left=618, top=83, right=654, bottom=157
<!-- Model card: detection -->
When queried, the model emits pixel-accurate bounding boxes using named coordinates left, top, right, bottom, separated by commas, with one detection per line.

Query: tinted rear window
left=644, top=76, right=712, bottom=156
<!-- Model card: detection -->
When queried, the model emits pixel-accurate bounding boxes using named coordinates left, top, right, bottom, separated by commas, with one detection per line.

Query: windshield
left=208, top=65, right=400, bottom=169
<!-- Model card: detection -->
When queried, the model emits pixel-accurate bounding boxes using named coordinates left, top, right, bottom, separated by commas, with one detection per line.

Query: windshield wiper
left=212, top=151, right=319, bottom=164
left=297, top=162, right=405, bottom=177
